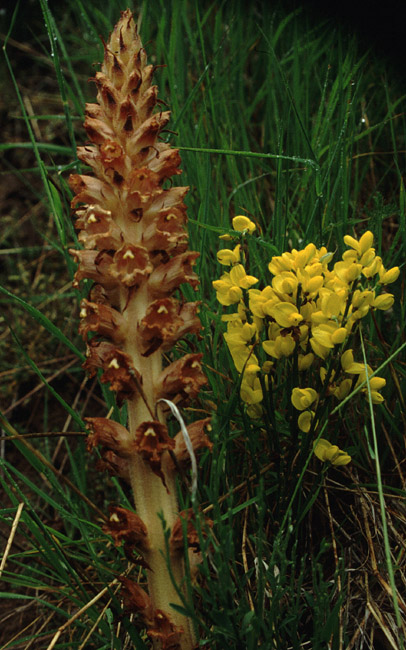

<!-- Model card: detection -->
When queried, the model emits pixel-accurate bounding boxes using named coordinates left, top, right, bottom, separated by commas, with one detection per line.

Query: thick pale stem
left=127, top=425, right=195, bottom=648
left=124, top=286, right=195, bottom=649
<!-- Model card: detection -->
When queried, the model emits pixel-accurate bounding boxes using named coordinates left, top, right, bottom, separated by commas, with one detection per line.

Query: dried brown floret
left=127, top=111, right=171, bottom=157
left=79, top=299, right=126, bottom=342
left=147, top=610, right=183, bottom=650
left=119, top=577, right=154, bottom=624
left=148, top=252, right=200, bottom=297
left=110, top=244, right=153, bottom=287
left=139, top=298, right=201, bottom=356
left=173, top=417, right=212, bottom=466
left=85, top=417, right=134, bottom=458
left=69, top=174, right=116, bottom=210
left=100, top=348, right=141, bottom=403
left=170, top=509, right=213, bottom=556
left=134, top=421, right=175, bottom=487
left=69, top=249, right=116, bottom=290
left=142, top=210, right=188, bottom=256
left=103, top=505, right=149, bottom=557
left=157, top=353, right=207, bottom=405
left=82, top=339, right=117, bottom=377
left=95, top=450, right=130, bottom=482
left=74, top=205, right=123, bottom=251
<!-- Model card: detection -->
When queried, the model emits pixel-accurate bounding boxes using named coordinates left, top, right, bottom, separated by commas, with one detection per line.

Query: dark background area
left=1, top=0, right=405, bottom=81
left=300, top=0, right=405, bottom=81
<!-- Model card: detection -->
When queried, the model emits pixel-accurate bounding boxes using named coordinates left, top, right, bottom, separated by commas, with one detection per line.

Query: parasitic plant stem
left=70, top=10, right=211, bottom=649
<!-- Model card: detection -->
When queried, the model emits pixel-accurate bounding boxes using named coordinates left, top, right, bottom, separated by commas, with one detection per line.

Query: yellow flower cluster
left=213, top=222, right=399, bottom=465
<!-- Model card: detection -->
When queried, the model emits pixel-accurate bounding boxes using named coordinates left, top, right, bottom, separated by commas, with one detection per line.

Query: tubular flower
left=70, top=12, right=208, bottom=649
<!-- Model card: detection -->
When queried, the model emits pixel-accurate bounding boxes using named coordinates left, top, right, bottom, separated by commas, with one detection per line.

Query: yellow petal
left=217, top=245, right=241, bottom=265
left=341, top=349, right=354, bottom=371
left=379, top=266, right=400, bottom=284
left=291, top=387, right=318, bottom=411
left=358, top=231, right=374, bottom=255
left=372, top=294, right=394, bottom=310
left=298, top=411, right=314, bottom=432
left=343, top=235, right=360, bottom=253
left=270, top=302, right=303, bottom=328
left=232, top=215, right=257, bottom=234
left=331, top=327, right=347, bottom=345
left=313, top=439, right=351, bottom=465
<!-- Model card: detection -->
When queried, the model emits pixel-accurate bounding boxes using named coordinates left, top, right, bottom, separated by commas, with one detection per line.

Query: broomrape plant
left=213, top=219, right=399, bottom=466
left=70, top=10, right=211, bottom=649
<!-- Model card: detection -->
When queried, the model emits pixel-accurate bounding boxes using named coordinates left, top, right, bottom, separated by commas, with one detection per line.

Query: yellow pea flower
left=311, top=310, right=330, bottom=325
left=355, top=371, right=386, bottom=404
left=341, top=349, right=365, bottom=374
left=302, top=273, right=324, bottom=296
left=291, top=387, right=318, bottom=411
left=313, top=439, right=351, bottom=465
left=379, top=266, right=400, bottom=284
left=232, top=215, right=257, bottom=234
left=334, top=260, right=362, bottom=283
left=320, top=291, right=345, bottom=318
left=230, top=264, right=259, bottom=289
left=333, top=378, right=352, bottom=400
left=262, top=360, right=273, bottom=373
left=272, top=271, right=298, bottom=297
left=240, top=375, right=263, bottom=404
left=358, top=231, right=374, bottom=255
left=213, top=264, right=258, bottom=306
left=293, top=243, right=317, bottom=269
left=268, top=254, right=293, bottom=275
left=217, top=244, right=241, bottom=265
left=342, top=249, right=358, bottom=262
left=298, top=410, right=315, bottom=432
left=263, top=333, right=296, bottom=359
left=309, top=336, right=331, bottom=360
left=372, top=293, right=395, bottom=310
left=362, top=255, right=382, bottom=278
left=359, top=248, right=376, bottom=267
left=298, top=352, right=315, bottom=371
left=312, top=322, right=347, bottom=349
left=249, top=286, right=277, bottom=318
left=300, top=301, right=316, bottom=322
left=368, top=391, right=385, bottom=404
left=343, top=234, right=360, bottom=253
left=268, top=302, right=303, bottom=328
left=352, top=289, right=375, bottom=309
left=213, top=275, right=243, bottom=306
left=344, top=231, right=374, bottom=256
left=224, top=321, right=259, bottom=373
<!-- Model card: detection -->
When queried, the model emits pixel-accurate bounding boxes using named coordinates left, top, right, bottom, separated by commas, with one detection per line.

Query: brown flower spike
left=69, top=10, right=209, bottom=649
